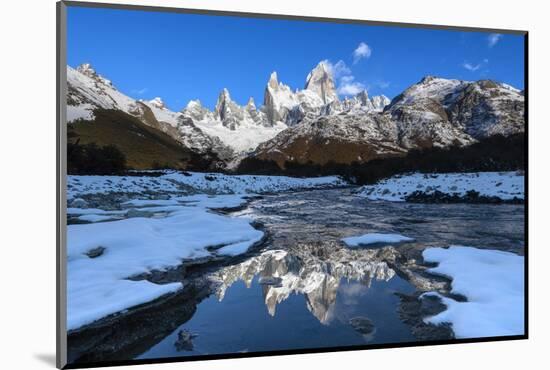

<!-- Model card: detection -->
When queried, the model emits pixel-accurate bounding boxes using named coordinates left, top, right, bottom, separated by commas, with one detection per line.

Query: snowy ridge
left=67, top=171, right=347, bottom=200
left=357, top=172, right=524, bottom=202
left=67, top=65, right=136, bottom=122
left=67, top=64, right=232, bottom=157
left=386, top=76, right=525, bottom=146
left=252, top=111, right=406, bottom=164
left=274, top=111, right=400, bottom=144
left=422, top=246, right=524, bottom=338
left=389, top=76, right=467, bottom=107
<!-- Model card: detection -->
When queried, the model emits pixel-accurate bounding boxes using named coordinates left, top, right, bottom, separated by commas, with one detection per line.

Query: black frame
left=56, top=1, right=529, bottom=369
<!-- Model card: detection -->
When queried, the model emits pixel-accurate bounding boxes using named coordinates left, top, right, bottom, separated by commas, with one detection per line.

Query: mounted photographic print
left=56, top=1, right=527, bottom=368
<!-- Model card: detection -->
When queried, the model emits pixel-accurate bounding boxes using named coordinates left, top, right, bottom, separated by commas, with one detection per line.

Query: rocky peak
left=75, top=63, right=113, bottom=87
left=186, top=99, right=203, bottom=109
left=181, top=99, right=215, bottom=123
left=214, top=88, right=251, bottom=130
left=220, top=88, right=231, bottom=99
left=355, top=90, right=370, bottom=106
left=304, top=61, right=338, bottom=104
left=371, top=95, right=391, bottom=111
left=420, top=75, right=438, bottom=84
left=215, top=88, right=232, bottom=121
left=246, top=97, right=269, bottom=127
left=268, top=72, right=279, bottom=89
left=76, top=63, right=96, bottom=78
left=148, top=97, right=166, bottom=110
left=445, top=79, right=525, bottom=139
left=263, top=71, right=298, bottom=125
left=246, top=97, right=257, bottom=111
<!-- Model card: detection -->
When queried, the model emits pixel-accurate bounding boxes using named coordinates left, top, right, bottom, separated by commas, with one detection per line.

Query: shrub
left=68, top=141, right=127, bottom=175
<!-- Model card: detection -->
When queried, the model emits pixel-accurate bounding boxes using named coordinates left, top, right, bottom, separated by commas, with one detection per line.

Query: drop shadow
left=34, top=353, right=56, bottom=367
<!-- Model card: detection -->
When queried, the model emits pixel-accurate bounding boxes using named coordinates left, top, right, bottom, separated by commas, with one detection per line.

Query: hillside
left=68, top=109, right=222, bottom=172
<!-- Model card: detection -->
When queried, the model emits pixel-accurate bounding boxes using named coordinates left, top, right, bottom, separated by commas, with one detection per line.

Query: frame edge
left=57, top=1, right=68, bottom=369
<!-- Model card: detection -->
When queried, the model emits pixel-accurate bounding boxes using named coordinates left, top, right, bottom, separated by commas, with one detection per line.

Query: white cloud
left=338, top=81, right=366, bottom=96
left=488, top=33, right=502, bottom=47
left=377, top=80, right=390, bottom=89
left=322, top=59, right=351, bottom=79
left=340, top=75, right=355, bottom=84
left=353, top=42, right=372, bottom=64
left=322, top=59, right=372, bottom=96
left=131, top=87, right=148, bottom=95
left=463, top=62, right=481, bottom=71
left=462, top=58, right=489, bottom=72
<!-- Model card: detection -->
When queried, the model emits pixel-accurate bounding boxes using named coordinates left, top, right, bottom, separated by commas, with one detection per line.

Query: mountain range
left=66, top=61, right=524, bottom=172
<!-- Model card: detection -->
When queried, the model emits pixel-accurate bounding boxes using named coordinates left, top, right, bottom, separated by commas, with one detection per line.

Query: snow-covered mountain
left=67, top=62, right=392, bottom=157
left=262, top=61, right=391, bottom=126
left=252, top=112, right=406, bottom=167
left=67, top=64, right=233, bottom=160
left=180, top=89, right=288, bottom=153
left=176, top=61, right=391, bottom=153
left=248, top=74, right=524, bottom=167
left=386, top=76, right=525, bottom=146
left=67, top=62, right=524, bottom=171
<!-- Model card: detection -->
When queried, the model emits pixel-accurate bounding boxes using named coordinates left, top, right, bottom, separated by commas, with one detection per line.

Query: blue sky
left=67, top=6, right=525, bottom=111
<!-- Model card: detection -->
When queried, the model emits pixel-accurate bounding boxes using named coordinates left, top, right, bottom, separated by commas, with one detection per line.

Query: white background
left=0, top=0, right=547, bottom=368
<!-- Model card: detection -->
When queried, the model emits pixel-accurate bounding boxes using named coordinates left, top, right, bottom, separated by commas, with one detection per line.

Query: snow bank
left=357, top=172, right=524, bottom=202
left=342, top=233, right=414, bottom=247
left=67, top=195, right=263, bottom=330
left=422, top=246, right=524, bottom=338
left=67, top=171, right=346, bottom=200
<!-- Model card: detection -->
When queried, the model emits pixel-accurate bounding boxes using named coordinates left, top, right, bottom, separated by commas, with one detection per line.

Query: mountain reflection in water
left=212, top=243, right=395, bottom=324
left=138, top=242, right=414, bottom=359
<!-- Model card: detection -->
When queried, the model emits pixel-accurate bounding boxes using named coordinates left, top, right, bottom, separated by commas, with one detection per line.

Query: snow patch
left=67, top=194, right=262, bottom=330
left=357, top=172, right=524, bottom=202
left=422, top=246, right=524, bottom=338
left=67, top=171, right=346, bottom=200
left=342, top=233, right=414, bottom=247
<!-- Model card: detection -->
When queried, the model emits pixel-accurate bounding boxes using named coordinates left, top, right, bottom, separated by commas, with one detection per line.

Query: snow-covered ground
left=357, top=171, right=524, bottom=202
left=67, top=194, right=263, bottom=331
left=422, top=246, right=524, bottom=338
left=67, top=171, right=346, bottom=201
left=342, top=233, right=414, bottom=247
